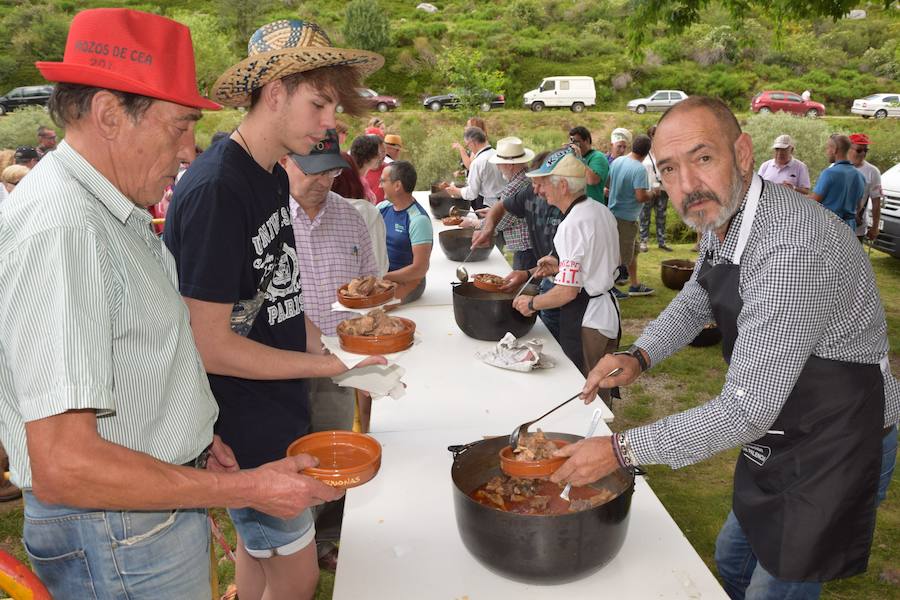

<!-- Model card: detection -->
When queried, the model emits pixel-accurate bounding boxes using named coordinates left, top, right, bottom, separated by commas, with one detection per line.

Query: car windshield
left=863, top=94, right=883, bottom=101
left=359, top=89, right=376, bottom=97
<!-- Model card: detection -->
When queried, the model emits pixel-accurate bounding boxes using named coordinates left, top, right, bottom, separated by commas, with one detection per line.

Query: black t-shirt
left=503, top=181, right=563, bottom=260
left=164, top=139, right=309, bottom=469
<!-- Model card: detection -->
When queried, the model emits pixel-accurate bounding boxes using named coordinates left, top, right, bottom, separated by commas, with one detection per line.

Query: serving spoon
left=455, top=247, right=479, bottom=282
left=508, top=368, right=622, bottom=451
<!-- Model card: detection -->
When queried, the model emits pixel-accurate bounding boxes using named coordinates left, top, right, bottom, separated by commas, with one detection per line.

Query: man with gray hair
left=513, top=148, right=620, bottom=385
left=810, top=134, right=865, bottom=230
left=446, top=126, right=506, bottom=210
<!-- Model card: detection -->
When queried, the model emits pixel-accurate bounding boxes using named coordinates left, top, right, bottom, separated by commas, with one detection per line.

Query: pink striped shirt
left=289, top=192, right=378, bottom=335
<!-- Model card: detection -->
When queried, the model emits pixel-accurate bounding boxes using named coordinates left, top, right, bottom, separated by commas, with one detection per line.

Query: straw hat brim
left=210, top=47, right=384, bottom=107
left=489, top=147, right=536, bottom=165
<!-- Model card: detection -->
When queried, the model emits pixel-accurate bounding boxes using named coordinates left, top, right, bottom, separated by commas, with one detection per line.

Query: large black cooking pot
left=452, top=282, right=537, bottom=341
left=429, top=190, right=471, bottom=219
left=449, top=434, right=634, bottom=585
left=439, top=229, right=493, bottom=262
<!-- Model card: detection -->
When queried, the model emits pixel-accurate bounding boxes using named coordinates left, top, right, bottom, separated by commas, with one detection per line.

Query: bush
left=0, top=106, right=56, bottom=150
left=343, top=0, right=390, bottom=53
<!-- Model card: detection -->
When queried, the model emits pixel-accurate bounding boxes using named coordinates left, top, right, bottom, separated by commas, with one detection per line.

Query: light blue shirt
left=608, top=156, right=649, bottom=222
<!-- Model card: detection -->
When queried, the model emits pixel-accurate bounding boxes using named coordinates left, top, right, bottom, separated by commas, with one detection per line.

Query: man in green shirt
left=569, top=126, right=609, bottom=204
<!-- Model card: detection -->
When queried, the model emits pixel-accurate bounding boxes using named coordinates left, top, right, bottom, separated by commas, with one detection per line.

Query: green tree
left=173, top=11, right=241, bottom=94
left=0, top=2, right=70, bottom=92
left=435, top=46, right=507, bottom=115
left=343, top=0, right=390, bottom=53
left=217, top=0, right=274, bottom=57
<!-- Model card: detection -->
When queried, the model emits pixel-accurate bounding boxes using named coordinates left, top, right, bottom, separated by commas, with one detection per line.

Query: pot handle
left=447, top=441, right=479, bottom=458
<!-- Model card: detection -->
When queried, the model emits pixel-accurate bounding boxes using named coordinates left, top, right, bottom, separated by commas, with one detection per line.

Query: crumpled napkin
left=474, top=332, right=555, bottom=372
left=330, top=298, right=401, bottom=316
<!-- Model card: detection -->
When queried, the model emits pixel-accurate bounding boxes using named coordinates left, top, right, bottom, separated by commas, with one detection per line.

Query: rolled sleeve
left=1, top=228, right=117, bottom=421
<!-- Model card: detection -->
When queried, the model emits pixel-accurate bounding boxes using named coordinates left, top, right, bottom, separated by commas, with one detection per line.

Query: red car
left=751, top=91, right=825, bottom=117
left=336, top=88, right=399, bottom=113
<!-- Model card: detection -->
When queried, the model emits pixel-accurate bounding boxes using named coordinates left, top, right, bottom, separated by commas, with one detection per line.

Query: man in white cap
left=485, top=136, right=537, bottom=270
left=607, top=127, right=632, bottom=164
left=165, top=19, right=386, bottom=599
left=0, top=9, right=351, bottom=598
left=513, top=148, right=621, bottom=384
left=757, top=134, right=811, bottom=194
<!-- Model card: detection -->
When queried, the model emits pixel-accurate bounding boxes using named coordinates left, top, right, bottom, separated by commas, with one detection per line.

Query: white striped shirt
left=0, top=141, right=217, bottom=488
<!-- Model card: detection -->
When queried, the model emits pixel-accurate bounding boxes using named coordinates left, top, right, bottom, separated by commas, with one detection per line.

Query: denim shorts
left=22, top=491, right=210, bottom=599
left=228, top=506, right=315, bottom=559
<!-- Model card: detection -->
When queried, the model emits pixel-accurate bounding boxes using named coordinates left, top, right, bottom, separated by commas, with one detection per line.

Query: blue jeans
left=715, top=425, right=898, bottom=600
left=538, top=277, right=560, bottom=342
left=23, top=492, right=210, bottom=599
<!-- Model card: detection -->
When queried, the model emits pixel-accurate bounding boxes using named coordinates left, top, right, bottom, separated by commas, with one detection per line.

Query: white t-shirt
left=854, top=160, right=882, bottom=236
left=553, top=199, right=621, bottom=338
left=643, top=155, right=661, bottom=190
left=345, top=196, right=390, bottom=276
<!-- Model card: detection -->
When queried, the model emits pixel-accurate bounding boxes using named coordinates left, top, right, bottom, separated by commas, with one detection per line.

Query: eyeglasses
left=41, top=134, right=56, bottom=140
left=851, top=146, right=868, bottom=154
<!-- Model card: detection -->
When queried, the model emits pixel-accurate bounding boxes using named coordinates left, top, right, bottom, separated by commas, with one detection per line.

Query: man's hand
left=569, top=143, right=582, bottom=159
left=867, top=227, right=879, bottom=241
left=446, top=184, right=461, bottom=198
left=534, top=255, right=559, bottom=278
left=349, top=355, right=389, bottom=370
left=500, top=270, right=528, bottom=293
left=249, top=454, right=345, bottom=519
left=451, top=142, right=463, bottom=151
left=581, top=353, right=640, bottom=402
left=206, top=435, right=239, bottom=473
left=779, top=181, right=795, bottom=191
left=471, top=225, right=495, bottom=248
left=549, top=437, right=620, bottom=487
left=512, top=294, right=535, bottom=316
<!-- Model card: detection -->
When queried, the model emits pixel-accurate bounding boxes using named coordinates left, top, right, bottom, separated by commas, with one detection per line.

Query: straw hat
left=210, top=19, right=384, bottom=107
left=384, top=134, right=403, bottom=148
left=489, top=137, right=535, bottom=165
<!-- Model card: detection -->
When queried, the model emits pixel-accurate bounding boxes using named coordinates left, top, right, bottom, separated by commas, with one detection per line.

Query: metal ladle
left=455, top=247, right=479, bottom=282
left=508, top=368, right=622, bottom=451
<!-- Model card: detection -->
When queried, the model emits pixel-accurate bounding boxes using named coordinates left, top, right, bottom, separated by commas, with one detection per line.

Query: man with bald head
left=551, top=96, right=898, bottom=599
left=810, top=134, right=865, bottom=230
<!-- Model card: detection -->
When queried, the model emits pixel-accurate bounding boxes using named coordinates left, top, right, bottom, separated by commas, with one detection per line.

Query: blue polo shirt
left=608, top=156, right=649, bottom=222
left=377, top=199, right=433, bottom=272
left=813, top=161, right=865, bottom=229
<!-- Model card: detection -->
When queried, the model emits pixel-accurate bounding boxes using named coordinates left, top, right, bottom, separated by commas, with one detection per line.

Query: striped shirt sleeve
left=0, top=227, right=118, bottom=421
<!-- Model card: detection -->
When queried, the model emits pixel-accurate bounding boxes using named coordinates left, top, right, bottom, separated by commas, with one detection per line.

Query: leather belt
left=181, top=445, right=211, bottom=469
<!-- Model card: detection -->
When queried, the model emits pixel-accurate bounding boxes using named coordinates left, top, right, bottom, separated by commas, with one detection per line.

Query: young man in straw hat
left=0, top=9, right=347, bottom=597
left=165, top=19, right=384, bottom=599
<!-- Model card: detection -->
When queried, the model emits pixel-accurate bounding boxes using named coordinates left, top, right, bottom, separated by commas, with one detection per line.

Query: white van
left=522, top=76, right=597, bottom=113
left=870, top=162, right=900, bottom=258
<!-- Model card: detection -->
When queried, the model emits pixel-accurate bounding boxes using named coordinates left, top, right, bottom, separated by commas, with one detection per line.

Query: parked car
left=0, top=85, right=54, bottom=115
left=422, top=91, right=505, bottom=112
left=522, top=76, right=596, bottom=113
left=337, top=88, right=399, bottom=114
left=869, top=162, right=900, bottom=258
left=851, top=93, right=900, bottom=119
left=626, top=90, right=688, bottom=114
left=750, top=91, right=825, bottom=117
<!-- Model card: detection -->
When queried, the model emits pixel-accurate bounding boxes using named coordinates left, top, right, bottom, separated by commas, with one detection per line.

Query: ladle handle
left=529, top=393, right=582, bottom=429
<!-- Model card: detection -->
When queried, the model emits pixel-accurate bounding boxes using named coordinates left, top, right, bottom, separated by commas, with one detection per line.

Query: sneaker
left=628, top=283, right=655, bottom=297
left=639, top=241, right=648, bottom=253
left=611, top=287, right=629, bottom=300
left=658, top=244, right=674, bottom=252
left=614, top=265, right=629, bottom=285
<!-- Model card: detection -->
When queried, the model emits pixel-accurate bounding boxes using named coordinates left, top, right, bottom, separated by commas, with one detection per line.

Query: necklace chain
left=235, top=128, right=255, bottom=163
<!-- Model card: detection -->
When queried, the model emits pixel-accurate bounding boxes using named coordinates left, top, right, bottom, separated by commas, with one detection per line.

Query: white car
left=626, top=90, right=688, bottom=114
left=852, top=93, right=900, bottom=119
left=522, top=76, right=596, bottom=113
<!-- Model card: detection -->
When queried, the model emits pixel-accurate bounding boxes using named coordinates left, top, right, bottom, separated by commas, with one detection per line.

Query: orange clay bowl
left=472, top=273, right=506, bottom=293
left=499, top=439, right=570, bottom=478
left=337, top=282, right=397, bottom=309
left=337, top=316, right=416, bottom=355
left=442, top=216, right=464, bottom=226
left=287, top=431, right=381, bottom=489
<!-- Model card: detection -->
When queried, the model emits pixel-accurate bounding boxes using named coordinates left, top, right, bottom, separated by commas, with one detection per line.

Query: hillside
left=0, top=0, right=897, bottom=114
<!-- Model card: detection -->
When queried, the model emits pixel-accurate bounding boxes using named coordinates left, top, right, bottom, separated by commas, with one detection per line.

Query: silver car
left=626, top=90, right=688, bottom=114
left=851, top=93, right=900, bottom=119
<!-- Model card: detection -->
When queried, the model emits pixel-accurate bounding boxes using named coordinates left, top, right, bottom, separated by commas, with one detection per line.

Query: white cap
left=772, top=134, right=794, bottom=149
left=611, top=128, right=632, bottom=144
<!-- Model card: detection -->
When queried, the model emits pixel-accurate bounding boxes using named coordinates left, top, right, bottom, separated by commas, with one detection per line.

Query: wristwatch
left=527, top=297, right=536, bottom=312
left=614, top=345, right=649, bottom=372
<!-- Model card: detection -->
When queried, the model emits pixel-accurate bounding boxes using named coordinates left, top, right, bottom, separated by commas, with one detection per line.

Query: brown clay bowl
left=287, top=431, right=381, bottom=489
left=442, top=216, right=464, bottom=226
left=660, top=259, right=695, bottom=291
left=337, top=282, right=396, bottom=309
left=337, top=316, right=416, bottom=355
left=499, top=439, right=570, bottom=478
left=472, top=273, right=505, bottom=293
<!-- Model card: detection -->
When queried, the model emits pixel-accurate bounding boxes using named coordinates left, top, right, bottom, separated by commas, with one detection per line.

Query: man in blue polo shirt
left=378, top=160, right=433, bottom=303
left=811, top=134, right=865, bottom=230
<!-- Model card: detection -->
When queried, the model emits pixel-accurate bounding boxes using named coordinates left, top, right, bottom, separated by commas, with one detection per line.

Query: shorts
left=228, top=506, right=315, bottom=559
left=616, top=218, right=640, bottom=267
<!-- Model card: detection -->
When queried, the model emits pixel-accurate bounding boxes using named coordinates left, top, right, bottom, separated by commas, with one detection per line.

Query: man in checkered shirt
left=552, top=96, right=899, bottom=599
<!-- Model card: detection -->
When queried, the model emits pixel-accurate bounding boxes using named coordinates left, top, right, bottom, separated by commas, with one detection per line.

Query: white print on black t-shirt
left=252, top=207, right=291, bottom=255
left=247, top=206, right=305, bottom=326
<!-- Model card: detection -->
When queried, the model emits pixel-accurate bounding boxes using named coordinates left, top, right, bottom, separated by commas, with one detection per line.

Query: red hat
left=36, top=9, right=220, bottom=111
left=365, top=127, right=385, bottom=138
left=849, top=133, right=870, bottom=146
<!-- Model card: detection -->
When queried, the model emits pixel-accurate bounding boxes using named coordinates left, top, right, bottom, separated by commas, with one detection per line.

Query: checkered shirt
left=290, top=192, right=378, bottom=335
left=495, top=169, right=532, bottom=252
left=628, top=181, right=900, bottom=468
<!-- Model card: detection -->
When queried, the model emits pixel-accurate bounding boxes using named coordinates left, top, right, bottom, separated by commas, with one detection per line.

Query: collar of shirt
left=289, top=194, right=330, bottom=229
left=53, top=141, right=143, bottom=226
left=701, top=188, right=752, bottom=265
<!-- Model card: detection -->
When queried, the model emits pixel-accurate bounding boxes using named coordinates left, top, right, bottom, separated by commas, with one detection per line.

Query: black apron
left=696, top=176, right=884, bottom=582
left=556, top=196, right=621, bottom=380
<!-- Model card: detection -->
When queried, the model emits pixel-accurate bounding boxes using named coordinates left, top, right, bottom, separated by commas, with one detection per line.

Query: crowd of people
left=0, top=7, right=896, bottom=600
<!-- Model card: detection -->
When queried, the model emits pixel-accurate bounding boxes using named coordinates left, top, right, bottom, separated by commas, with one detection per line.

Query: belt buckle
left=194, top=446, right=211, bottom=470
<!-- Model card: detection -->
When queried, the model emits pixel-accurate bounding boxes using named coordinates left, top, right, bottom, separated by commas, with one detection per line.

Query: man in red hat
left=848, top=133, right=883, bottom=242
left=164, top=18, right=385, bottom=600
left=0, top=9, right=348, bottom=597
